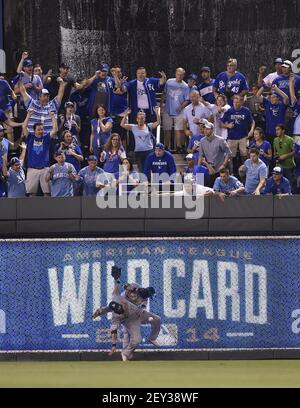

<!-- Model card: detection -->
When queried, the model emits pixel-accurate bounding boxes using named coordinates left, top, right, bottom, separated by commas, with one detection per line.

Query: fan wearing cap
left=198, top=67, right=216, bottom=104
left=17, top=73, right=66, bottom=136
left=257, top=58, right=283, bottom=89
left=182, top=154, right=196, bottom=179
left=263, top=166, right=291, bottom=196
left=58, top=101, right=81, bottom=143
left=14, top=51, right=43, bottom=100
left=46, top=150, right=77, bottom=197
left=198, top=121, right=231, bottom=188
left=213, top=58, right=249, bottom=106
left=6, top=143, right=27, bottom=198
left=187, top=73, right=198, bottom=92
left=143, top=143, right=177, bottom=182
left=289, top=73, right=300, bottom=143
left=77, top=155, right=109, bottom=196
left=272, top=60, right=300, bottom=102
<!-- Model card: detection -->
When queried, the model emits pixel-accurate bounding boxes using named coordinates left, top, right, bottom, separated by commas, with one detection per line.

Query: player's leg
left=122, top=320, right=142, bottom=361
left=141, top=311, right=161, bottom=345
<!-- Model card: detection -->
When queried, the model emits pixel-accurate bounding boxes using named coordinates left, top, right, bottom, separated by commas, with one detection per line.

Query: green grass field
left=1, top=360, right=300, bottom=388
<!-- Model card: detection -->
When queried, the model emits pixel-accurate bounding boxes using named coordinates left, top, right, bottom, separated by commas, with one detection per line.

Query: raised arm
left=17, top=51, right=29, bottom=74
left=272, top=84, right=289, bottom=105
left=151, top=106, right=161, bottom=129
left=22, top=110, right=34, bottom=138
left=256, top=87, right=264, bottom=103
left=49, top=112, right=58, bottom=137
left=17, top=78, right=31, bottom=104
left=120, top=108, right=133, bottom=131
left=55, top=77, right=67, bottom=105
left=158, top=71, right=167, bottom=86
left=289, top=74, right=297, bottom=105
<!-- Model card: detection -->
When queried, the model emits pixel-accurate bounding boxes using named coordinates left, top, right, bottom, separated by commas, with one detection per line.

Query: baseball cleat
left=92, top=308, right=105, bottom=319
left=121, top=353, right=128, bottom=362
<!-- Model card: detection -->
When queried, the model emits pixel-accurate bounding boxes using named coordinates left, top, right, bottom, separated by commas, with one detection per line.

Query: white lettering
left=163, top=259, right=186, bottom=318
left=245, top=264, right=267, bottom=324
left=218, top=262, right=240, bottom=322
left=189, top=261, right=214, bottom=319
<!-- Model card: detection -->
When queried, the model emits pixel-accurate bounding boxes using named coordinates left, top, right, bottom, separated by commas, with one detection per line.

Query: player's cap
left=204, top=121, right=214, bottom=129
left=188, top=73, right=198, bottom=81
left=99, top=63, right=110, bottom=72
left=23, top=59, right=33, bottom=68
left=41, top=88, right=49, bottom=95
left=199, top=118, right=209, bottom=126
left=272, top=166, right=283, bottom=175
left=200, top=66, right=211, bottom=73
left=186, top=154, right=194, bottom=161
left=274, top=57, right=283, bottom=65
left=10, top=157, right=21, bottom=166
left=155, top=143, right=165, bottom=150
left=87, top=155, right=98, bottom=162
left=65, top=101, right=75, bottom=108
left=59, top=62, right=70, bottom=70
left=282, top=60, right=293, bottom=69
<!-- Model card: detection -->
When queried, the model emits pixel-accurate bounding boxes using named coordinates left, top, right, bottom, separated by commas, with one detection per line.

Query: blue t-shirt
left=263, top=98, right=287, bottom=136
left=213, top=175, right=243, bottom=193
left=198, top=80, right=216, bottom=104
left=102, top=148, right=126, bottom=174
left=27, top=132, right=52, bottom=168
left=54, top=143, right=83, bottom=172
left=87, top=76, right=115, bottom=117
left=111, top=91, right=128, bottom=116
left=7, top=166, right=26, bottom=198
left=0, top=137, right=9, bottom=160
left=0, top=109, right=7, bottom=123
left=272, top=74, right=300, bottom=101
left=249, top=140, right=272, bottom=167
left=144, top=151, right=177, bottom=177
left=78, top=166, right=109, bottom=196
left=290, top=102, right=300, bottom=135
left=193, top=165, right=209, bottom=185
left=244, top=159, right=268, bottom=194
left=222, top=107, right=253, bottom=140
left=188, top=134, right=204, bottom=163
left=214, top=71, right=249, bottom=105
left=51, top=163, right=76, bottom=197
left=164, top=79, right=190, bottom=116
left=70, top=87, right=93, bottom=119
left=0, top=80, right=12, bottom=111
left=263, top=176, right=291, bottom=195
left=91, top=117, right=113, bottom=150
left=295, top=143, right=300, bottom=176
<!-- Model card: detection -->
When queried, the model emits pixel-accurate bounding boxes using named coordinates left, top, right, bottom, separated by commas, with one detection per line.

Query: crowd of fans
left=0, top=52, right=300, bottom=199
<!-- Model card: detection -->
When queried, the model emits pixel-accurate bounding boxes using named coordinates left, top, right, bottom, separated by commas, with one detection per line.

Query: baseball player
left=93, top=266, right=161, bottom=361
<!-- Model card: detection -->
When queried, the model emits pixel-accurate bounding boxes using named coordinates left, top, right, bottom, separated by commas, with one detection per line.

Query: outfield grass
left=1, top=360, right=300, bottom=388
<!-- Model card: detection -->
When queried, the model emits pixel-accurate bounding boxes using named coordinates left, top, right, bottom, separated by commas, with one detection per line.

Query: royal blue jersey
left=144, top=151, right=177, bottom=178
left=91, top=117, right=113, bottom=150
left=263, top=176, right=291, bottom=195
left=295, top=143, right=300, bottom=176
left=222, top=107, right=253, bottom=140
left=272, top=74, right=300, bottom=101
left=27, top=132, right=52, bottom=168
left=0, top=80, right=12, bottom=111
left=263, top=98, right=287, bottom=136
left=214, top=71, right=249, bottom=105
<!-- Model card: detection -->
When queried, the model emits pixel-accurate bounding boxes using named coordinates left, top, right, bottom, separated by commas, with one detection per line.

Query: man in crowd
left=183, top=90, right=210, bottom=140
left=198, top=66, right=215, bottom=104
left=213, top=58, right=249, bottom=106
left=144, top=143, right=177, bottom=182
left=78, top=155, right=109, bottom=196
left=221, top=94, right=255, bottom=174
left=245, top=84, right=265, bottom=129
left=263, top=166, right=291, bottom=196
left=198, top=121, right=231, bottom=187
left=272, top=60, right=300, bottom=101
left=187, top=73, right=198, bottom=92
left=110, top=65, right=128, bottom=148
left=257, top=58, right=283, bottom=89
left=123, top=67, right=167, bottom=122
left=273, top=124, right=296, bottom=186
left=15, top=52, right=43, bottom=100
left=4, top=143, right=27, bottom=198
left=239, top=147, right=268, bottom=195
left=213, top=167, right=245, bottom=201
left=22, top=110, right=58, bottom=197
left=46, top=151, right=77, bottom=197
left=161, top=67, right=190, bottom=152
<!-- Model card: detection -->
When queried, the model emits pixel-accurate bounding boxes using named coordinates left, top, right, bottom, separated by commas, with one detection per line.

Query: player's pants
left=122, top=318, right=143, bottom=360
left=141, top=311, right=161, bottom=342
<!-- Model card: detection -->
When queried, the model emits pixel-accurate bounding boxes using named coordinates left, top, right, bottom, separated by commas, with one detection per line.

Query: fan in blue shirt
left=263, top=167, right=291, bottom=195
left=213, top=59, right=249, bottom=106
left=0, top=79, right=14, bottom=111
left=47, top=151, right=77, bottom=197
left=213, top=168, right=245, bottom=197
left=78, top=155, right=109, bottom=196
left=198, top=67, right=216, bottom=104
left=272, top=60, right=300, bottom=101
left=249, top=128, right=272, bottom=168
left=221, top=96, right=254, bottom=140
left=144, top=143, right=177, bottom=180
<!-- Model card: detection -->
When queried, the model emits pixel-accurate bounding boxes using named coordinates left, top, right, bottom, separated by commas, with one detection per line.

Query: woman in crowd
left=121, top=107, right=160, bottom=171
left=249, top=127, right=272, bottom=170
left=113, top=157, right=140, bottom=195
left=90, top=104, right=113, bottom=157
left=55, top=130, right=84, bottom=173
left=100, top=133, right=126, bottom=175
left=58, top=101, right=81, bottom=144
